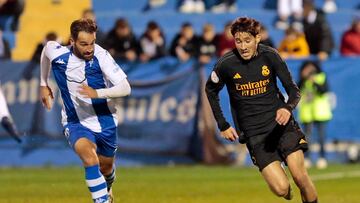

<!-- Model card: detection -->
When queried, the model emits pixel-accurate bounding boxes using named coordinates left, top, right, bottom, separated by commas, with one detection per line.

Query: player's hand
left=40, top=86, right=54, bottom=110
left=276, top=108, right=291, bottom=125
left=220, top=127, right=239, bottom=142
left=78, top=84, right=98, bottom=98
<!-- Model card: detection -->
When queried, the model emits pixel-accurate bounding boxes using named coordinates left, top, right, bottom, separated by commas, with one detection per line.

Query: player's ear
left=255, top=34, right=261, bottom=44
left=69, top=38, right=75, bottom=46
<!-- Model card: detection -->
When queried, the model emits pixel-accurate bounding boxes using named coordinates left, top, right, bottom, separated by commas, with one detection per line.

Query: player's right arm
left=39, top=42, right=54, bottom=110
left=205, top=62, right=238, bottom=141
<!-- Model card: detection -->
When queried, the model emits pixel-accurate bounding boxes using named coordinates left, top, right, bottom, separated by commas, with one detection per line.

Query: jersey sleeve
left=205, top=60, right=230, bottom=131
left=40, top=41, right=68, bottom=86
left=269, top=51, right=301, bottom=111
left=97, top=47, right=127, bottom=85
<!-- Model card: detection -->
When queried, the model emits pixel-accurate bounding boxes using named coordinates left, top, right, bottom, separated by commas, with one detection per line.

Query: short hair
left=230, top=17, right=261, bottom=37
left=70, top=18, right=97, bottom=40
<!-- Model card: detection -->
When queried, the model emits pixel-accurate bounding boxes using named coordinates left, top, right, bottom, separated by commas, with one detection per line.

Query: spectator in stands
left=179, top=0, right=205, bottom=13
left=297, top=60, right=332, bottom=169
left=170, top=22, right=198, bottom=62
left=82, top=9, right=106, bottom=46
left=322, top=0, right=337, bottom=13
left=197, top=23, right=217, bottom=64
left=139, top=21, right=166, bottom=62
left=0, top=0, right=24, bottom=31
left=22, top=32, right=58, bottom=80
left=104, top=18, right=140, bottom=62
left=340, top=16, right=360, bottom=56
left=216, top=21, right=235, bottom=57
left=211, top=0, right=236, bottom=13
left=259, top=25, right=275, bottom=48
left=143, top=0, right=167, bottom=12
left=303, top=0, right=334, bottom=61
left=275, top=0, right=303, bottom=30
left=278, top=26, right=310, bottom=59
left=0, top=28, right=10, bottom=59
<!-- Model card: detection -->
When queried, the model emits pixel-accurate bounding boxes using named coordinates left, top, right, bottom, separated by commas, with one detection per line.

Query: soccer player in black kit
left=205, top=17, right=318, bottom=203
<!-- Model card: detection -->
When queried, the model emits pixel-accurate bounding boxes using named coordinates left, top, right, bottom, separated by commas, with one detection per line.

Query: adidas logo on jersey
left=233, top=73, right=241, bottom=79
left=55, top=58, right=65, bottom=64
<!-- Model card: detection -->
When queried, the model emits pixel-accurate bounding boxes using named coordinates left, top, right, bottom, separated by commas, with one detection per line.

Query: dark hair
left=46, top=32, right=58, bottom=41
left=82, top=9, right=94, bottom=15
left=230, top=17, right=261, bottom=37
left=115, top=18, right=129, bottom=29
left=70, top=18, right=97, bottom=40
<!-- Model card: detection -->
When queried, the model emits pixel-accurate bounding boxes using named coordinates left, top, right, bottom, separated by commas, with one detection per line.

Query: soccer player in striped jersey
left=0, top=84, right=22, bottom=143
left=40, top=19, right=131, bottom=203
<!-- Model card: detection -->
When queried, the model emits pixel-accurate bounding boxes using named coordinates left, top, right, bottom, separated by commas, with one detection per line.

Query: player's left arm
left=270, top=51, right=301, bottom=125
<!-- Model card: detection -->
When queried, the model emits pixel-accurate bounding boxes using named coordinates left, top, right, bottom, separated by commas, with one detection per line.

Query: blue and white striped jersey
left=42, top=41, right=127, bottom=132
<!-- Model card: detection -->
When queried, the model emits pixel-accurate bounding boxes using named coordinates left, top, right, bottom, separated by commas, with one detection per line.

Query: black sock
left=104, top=168, right=116, bottom=191
left=1, top=117, right=21, bottom=143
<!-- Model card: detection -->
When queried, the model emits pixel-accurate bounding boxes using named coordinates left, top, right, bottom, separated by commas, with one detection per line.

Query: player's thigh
left=261, top=161, right=290, bottom=194
left=74, top=137, right=99, bottom=166
left=286, top=150, right=310, bottom=183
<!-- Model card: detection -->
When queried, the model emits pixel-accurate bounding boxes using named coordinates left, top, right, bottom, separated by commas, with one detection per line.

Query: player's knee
left=100, top=162, right=113, bottom=174
left=272, top=182, right=290, bottom=197
left=78, top=151, right=99, bottom=166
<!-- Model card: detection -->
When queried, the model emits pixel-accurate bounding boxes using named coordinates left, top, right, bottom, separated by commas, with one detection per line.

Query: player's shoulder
left=216, top=49, right=237, bottom=68
left=258, top=44, right=280, bottom=56
left=94, top=43, right=110, bottom=58
left=44, top=41, right=70, bottom=59
left=45, top=41, right=66, bottom=50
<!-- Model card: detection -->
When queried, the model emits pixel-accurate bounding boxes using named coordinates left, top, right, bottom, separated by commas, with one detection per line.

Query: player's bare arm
left=40, top=86, right=54, bottom=110
left=78, top=84, right=98, bottom=98
left=276, top=108, right=291, bottom=125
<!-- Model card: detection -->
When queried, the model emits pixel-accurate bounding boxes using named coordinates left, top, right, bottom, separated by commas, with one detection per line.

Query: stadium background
left=0, top=0, right=360, bottom=202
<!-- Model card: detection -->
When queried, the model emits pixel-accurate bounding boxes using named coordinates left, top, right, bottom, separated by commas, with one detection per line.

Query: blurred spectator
left=322, top=0, right=337, bottom=13
left=0, top=28, right=11, bottom=59
left=104, top=18, right=140, bottom=62
left=303, top=0, right=334, bottom=61
left=275, top=0, right=303, bottom=30
left=211, top=0, right=236, bottom=13
left=170, top=22, right=198, bottom=62
left=297, top=60, right=332, bottom=169
left=143, top=0, right=167, bottom=12
left=259, top=25, right=275, bottom=48
left=197, top=23, right=217, bottom=64
left=216, top=21, right=235, bottom=57
left=278, top=26, right=310, bottom=59
left=0, top=0, right=24, bottom=31
left=82, top=9, right=106, bottom=46
left=22, top=32, right=58, bottom=80
left=340, top=16, right=360, bottom=56
left=179, top=0, right=205, bottom=13
left=139, top=21, right=166, bottom=62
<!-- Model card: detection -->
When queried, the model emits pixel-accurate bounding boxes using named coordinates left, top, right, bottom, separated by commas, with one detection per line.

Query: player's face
left=71, top=31, right=96, bottom=61
left=234, top=32, right=260, bottom=60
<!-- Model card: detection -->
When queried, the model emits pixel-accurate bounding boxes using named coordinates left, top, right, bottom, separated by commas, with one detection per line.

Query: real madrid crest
left=261, top=65, right=270, bottom=76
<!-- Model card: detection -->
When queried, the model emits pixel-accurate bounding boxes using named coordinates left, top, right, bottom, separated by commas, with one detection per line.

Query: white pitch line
left=311, top=170, right=360, bottom=181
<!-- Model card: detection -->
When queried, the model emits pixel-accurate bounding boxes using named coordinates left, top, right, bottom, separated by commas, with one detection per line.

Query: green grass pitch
left=1, top=164, right=360, bottom=203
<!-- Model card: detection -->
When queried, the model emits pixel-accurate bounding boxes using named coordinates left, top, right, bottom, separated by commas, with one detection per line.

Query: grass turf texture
left=1, top=164, right=360, bottom=203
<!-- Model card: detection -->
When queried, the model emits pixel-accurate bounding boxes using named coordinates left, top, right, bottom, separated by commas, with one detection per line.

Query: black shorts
left=246, top=119, right=308, bottom=171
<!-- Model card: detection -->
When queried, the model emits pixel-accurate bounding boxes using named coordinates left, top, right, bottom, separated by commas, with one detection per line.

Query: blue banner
left=0, top=58, right=200, bottom=166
